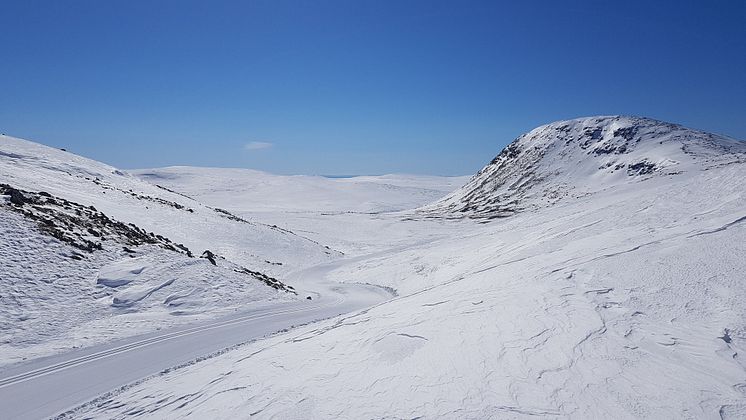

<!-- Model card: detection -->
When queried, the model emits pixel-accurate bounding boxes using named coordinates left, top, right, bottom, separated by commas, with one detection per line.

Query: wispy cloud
left=244, top=141, right=273, bottom=151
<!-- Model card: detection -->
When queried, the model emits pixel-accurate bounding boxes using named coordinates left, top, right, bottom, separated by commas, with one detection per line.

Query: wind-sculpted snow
left=0, top=135, right=327, bottom=364
left=0, top=205, right=297, bottom=365
left=66, top=118, right=746, bottom=419
left=421, top=116, right=746, bottom=218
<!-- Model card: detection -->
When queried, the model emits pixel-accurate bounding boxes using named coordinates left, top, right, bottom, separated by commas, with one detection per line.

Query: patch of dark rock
left=174, top=243, right=191, bottom=256
left=127, top=190, right=193, bottom=212
left=1, top=184, right=193, bottom=257
left=233, top=267, right=296, bottom=294
left=627, top=161, right=657, bottom=176
left=490, top=142, right=521, bottom=165
left=587, top=127, right=603, bottom=140
left=213, top=207, right=250, bottom=223
left=557, top=124, right=571, bottom=133
left=594, top=144, right=628, bottom=156
left=201, top=250, right=217, bottom=265
left=613, top=126, right=638, bottom=142
left=5, top=187, right=29, bottom=206
left=154, top=184, right=197, bottom=201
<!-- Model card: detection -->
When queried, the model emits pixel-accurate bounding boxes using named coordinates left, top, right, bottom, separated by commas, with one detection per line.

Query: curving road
left=0, top=263, right=392, bottom=420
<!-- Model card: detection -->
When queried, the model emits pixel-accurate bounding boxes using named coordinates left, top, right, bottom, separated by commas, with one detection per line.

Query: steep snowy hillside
left=421, top=116, right=746, bottom=218
left=0, top=135, right=336, bottom=270
left=68, top=118, right=746, bottom=419
left=0, top=135, right=335, bottom=364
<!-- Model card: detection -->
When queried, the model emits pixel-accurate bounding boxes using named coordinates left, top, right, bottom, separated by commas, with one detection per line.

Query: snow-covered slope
left=133, top=166, right=469, bottom=214
left=0, top=135, right=336, bottom=363
left=0, top=136, right=337, bottom=269
left=421, top=116, right=746, bottom=218
left=131, top=167, right=470, bottom=257
left=67, top=117, right=746, bottom=419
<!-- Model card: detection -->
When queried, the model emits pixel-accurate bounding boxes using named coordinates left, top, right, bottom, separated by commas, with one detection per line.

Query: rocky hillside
left=0, top=134, right=335, bottom=364
left=420, top=116, right=746, bottom=218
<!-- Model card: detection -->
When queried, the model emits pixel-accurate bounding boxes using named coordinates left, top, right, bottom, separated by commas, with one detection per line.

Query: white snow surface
left=0, top=134, right=465, bottom=366
left=133, top=166, right=469, bottom=213
left=64, top=116, right=746, bottom=419
left=131, top=166, right=470, bottom=255
left=0, top=135, right=338, bottom=364
left=0, top=210, right=284, bottom=365
left=0, top=135, right=336, bottom=271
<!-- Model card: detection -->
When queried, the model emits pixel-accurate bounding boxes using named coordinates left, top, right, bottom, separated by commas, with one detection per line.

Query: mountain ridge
left=420, top=115, right=746, bottom=218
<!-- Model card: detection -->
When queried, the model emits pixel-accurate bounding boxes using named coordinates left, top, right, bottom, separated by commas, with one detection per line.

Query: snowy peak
left=421, top=116, right=746, bottom=218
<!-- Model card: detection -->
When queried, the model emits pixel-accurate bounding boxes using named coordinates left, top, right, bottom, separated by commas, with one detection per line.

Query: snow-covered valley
left=2, top=116, right=746, bottom=419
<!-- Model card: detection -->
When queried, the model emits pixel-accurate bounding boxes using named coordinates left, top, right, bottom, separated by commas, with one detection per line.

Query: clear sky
left=1, top=0, right=745, bottom=175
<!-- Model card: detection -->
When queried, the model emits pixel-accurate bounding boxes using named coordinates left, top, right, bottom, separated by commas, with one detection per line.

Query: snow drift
left=0, top=135, right=327, bottom=364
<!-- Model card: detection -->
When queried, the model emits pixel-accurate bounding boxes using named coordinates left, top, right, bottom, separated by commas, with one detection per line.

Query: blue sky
left=1, top=0, right=745, bottom=175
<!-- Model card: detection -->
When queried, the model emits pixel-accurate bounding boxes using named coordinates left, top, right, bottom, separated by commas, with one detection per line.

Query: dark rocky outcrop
left=1, top=184, right=299, bottom=295
left=1, top=183, right=192, bottom=255
left=201, top=250, right=217, bottom=265
left=419, top=116, right=746, bottom=219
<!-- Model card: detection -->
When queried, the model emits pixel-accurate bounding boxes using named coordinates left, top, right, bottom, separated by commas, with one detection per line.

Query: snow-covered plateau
left=2, top=115, right=746, bottom=419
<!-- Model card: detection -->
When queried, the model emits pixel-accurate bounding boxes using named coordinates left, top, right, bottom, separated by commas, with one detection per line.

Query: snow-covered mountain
left=421, top=116, right=746, bottom=218
left=66, top=117, right=746, bottom=419
left=0, top=135, right=336, bottom=364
